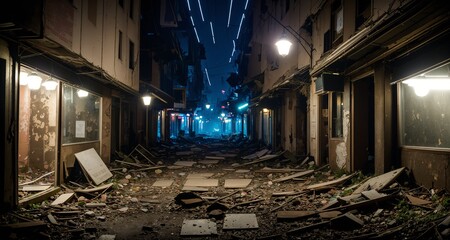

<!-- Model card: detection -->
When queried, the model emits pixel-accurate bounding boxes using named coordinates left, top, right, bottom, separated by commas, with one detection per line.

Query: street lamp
left=275, top=33, right=292, bottom=57
left=142, top=94, right=152, bottom=147
left=205, top=103, right=211, bottom=109
left=265, top=10, right=312, bottom=58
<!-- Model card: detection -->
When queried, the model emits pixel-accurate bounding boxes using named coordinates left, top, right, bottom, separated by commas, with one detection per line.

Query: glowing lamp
left=27, top=72, right=42, bottom=90
left=275, top=36, right=292, bottom=57
left=142, top=95, right=152, bottom=106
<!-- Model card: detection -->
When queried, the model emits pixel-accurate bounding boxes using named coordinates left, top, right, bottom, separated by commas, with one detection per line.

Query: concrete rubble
left=1, top=135, right=449, bottom=239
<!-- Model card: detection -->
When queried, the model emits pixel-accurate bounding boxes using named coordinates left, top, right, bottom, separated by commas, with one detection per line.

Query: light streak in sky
left=210, top=22, right=215, bottom=44
left=227, top=0, right=233, bottom=27
left=193, top=27, right=200, bottom=42
left=236, top=13, right=245, bottom=39
left=205, top=68, right=212, bottom=86
left=197, top=0, right=205, bottom=21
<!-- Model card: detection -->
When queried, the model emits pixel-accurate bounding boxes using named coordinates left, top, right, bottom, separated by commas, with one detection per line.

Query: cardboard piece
left=224, top=179, right=252, bottom=188
left=180, top=219, right=217, bottom=236
left=184, top=179, right=219, bottom=187
left=51, top=193, right=74, bottom=205
left=74, top=148, right=113, bottom=185
left=223, top=214, right=259, bottom=229
left=152, top=179, right=174, bottom=187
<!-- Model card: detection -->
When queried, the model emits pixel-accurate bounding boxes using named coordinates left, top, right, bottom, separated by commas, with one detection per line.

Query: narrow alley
left=1, top=135, right=449, bottom=239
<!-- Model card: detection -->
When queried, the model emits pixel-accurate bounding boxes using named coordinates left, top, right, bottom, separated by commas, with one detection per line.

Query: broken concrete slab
left=198, top=160, right=220, bottom=164
left=180, top=219, right=217, bottom=236
left=74, top=148, right=113, bottom=185
left=224, top=179, right=252, bottom=188
left=186, top=173, right=215, bottom=179
left=151, top=179, right=174, bottom=187
left=223, top=214, right=259, bottom=229
left=353, top=167, right=406, bottom=194
left=174, top=161, right=196, bottom=167
left=51, top=193, right=74, bottom=205
left=184, top=178, right=219, bottom=187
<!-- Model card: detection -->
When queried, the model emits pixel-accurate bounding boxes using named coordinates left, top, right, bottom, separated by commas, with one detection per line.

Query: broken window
left=331, top=92, right=343, bottom=138
left=400, top=63, right=450, bottom=149
left=62, top=85, right=101, bottom=144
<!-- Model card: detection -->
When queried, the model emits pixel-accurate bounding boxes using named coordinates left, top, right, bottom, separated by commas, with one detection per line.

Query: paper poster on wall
left=75, top=120, right=85, bottom=138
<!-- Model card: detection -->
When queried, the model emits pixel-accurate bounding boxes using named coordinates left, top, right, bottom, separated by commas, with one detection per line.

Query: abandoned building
left=0, top=0, right=449, bottom=239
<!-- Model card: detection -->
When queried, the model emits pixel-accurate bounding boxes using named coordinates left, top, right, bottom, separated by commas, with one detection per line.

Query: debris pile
left=1, top=136, right=449, bottom=239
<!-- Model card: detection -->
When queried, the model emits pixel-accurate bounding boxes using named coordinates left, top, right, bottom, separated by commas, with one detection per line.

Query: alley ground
left=1, top=136, right=450, bottom=240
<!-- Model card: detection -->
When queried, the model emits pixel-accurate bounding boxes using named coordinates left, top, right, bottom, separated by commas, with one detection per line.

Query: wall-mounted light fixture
left=264, top=10, right=312, bottom=58
left=205, top=103, right=211, bottom=109
left=142, top=94, right=152, bottom=106
left=403, top=76, right=450, bottom=97
left=27, top=72, right=42, bottom=90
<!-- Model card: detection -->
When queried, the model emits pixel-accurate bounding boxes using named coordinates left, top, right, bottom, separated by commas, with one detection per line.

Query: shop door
left=353, top=76, right=375, bottom=174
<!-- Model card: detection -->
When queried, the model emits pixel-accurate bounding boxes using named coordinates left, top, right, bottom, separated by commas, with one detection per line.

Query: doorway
left=352, top=76, right=375, bottom=174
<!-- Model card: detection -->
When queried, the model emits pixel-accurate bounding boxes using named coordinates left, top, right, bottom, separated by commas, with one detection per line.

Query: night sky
left=185, top=0, right=251, bottom=106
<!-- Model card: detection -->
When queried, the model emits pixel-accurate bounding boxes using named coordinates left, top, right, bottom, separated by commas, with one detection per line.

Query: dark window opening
left=88, top=0, right=97, bottom=26
left=129, top=0, right=134, bottom=19
left=129, top=40, right=135, bottom=69
left=119, top=0, right=124, bottom=8
left=118, top=31, right=123, bottom=60
left=356, top=0, right=372, bottom=29
left=331, top=0, right=343, bottom=46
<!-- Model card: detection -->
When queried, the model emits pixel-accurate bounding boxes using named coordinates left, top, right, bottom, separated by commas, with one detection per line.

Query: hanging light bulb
left=19, top=71, right=29, bottom=86
left=77, top=89, right=89, bottom=97
left=27, top=72, right=42, bottom=90
left=275, top=34, right=292, bottom=57
left=142, top=95, right=152, bottom=106
left=42, top=78, right=58, bottom=90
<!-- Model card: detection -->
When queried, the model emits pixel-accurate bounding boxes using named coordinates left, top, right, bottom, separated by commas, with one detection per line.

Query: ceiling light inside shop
left=42, top=79, right=58, bottom=90
left=19, top=71, right=28, bottom=85
left=77, top=89, right=89, bottom=98
left=403, top=77, right=450, bottom=97
left=27, top=72, right=42, bottom=90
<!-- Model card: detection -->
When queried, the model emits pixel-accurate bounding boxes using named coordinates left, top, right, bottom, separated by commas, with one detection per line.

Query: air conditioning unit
left=315, top=73, right=344, bottom=93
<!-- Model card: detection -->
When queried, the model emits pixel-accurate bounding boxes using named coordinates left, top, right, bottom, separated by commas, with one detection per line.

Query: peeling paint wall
left=102, top=97, right=111, bottom=164
left=18, top=84, right=57, bottom=176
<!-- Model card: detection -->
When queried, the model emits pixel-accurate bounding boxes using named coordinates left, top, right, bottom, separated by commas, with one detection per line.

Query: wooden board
left=306, top=173, right=355, bottom=190
left=272, top=170, right=314, bottom=183
left=74, top=148, right=113, bottom=185
left=74, top=183, right=114, bottom=193
left=51, top=193, right=74, bottom=205
left=22, top=185, right=51, bottom=192
left=174, top=161, right=196, bottom=167
left=277, top=211, right=316, bottom=220
left=224, top=179, right=252, bottom=188
left=184, top=179, right=219, bottom=187
left=353, top=167, right=405, bottom=194
left=152, top=179, right=174, bottom=187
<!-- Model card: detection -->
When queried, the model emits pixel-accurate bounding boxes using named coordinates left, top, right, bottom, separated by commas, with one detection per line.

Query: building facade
left=244, top=0, right=450, bottom=190
left=1, top=0, right=141, bottom=210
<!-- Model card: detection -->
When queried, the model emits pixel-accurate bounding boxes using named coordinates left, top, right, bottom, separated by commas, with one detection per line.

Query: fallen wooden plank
left=306, top=173, right=356, bottom=190
left=277, top=211, right=316, bottom=220
left=272, top=170, right=314, bottom=183
left=230, top=199, right=264, bottom=209
left=238, top=154, right=280, bottom=167
left=242, top=149, right=269, bottom=160
left=353, top=167, right=405, bottom=194
left=129, top=165, right=166, bottom=172
left=255, top=167, right=305, bottom=173
left=19, top=171, right=55, bottom=186
left=74, top=183, right=114, bottom=193
left=272, top=191, right=299, bottom=196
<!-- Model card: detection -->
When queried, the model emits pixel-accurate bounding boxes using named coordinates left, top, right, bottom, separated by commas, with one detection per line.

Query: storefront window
left=400, top=63, right=450, bottom=149
left=332, top=92, right=344, bottom=138
left=62, top=85, right=101, bottom=144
